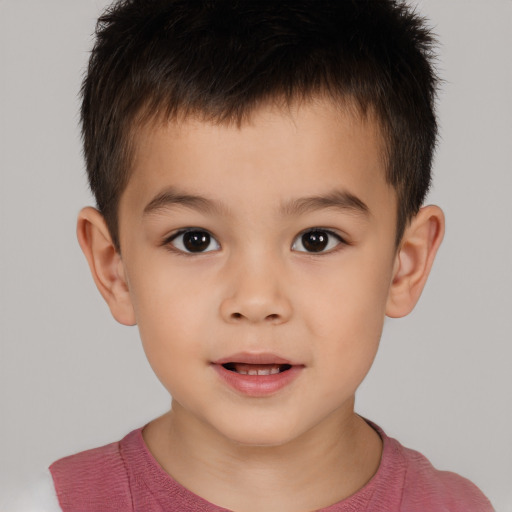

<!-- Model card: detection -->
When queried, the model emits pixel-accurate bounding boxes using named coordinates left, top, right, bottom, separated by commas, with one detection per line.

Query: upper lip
left=213, top=352, right=298, bottom=366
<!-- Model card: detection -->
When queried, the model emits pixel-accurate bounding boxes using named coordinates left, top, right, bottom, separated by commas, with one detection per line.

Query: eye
left=167, top=229, right=220, bottom=253
left=291, top=229, right=344, bottom=253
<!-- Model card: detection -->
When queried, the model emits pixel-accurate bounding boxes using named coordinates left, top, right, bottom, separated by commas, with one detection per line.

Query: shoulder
left=49, top=433, right=137, bottom=511
left=392, top=439, right=495, bottom=512
left=50, top=436, right=125, bottom=480
left=1, top=470, right=61, bottom=512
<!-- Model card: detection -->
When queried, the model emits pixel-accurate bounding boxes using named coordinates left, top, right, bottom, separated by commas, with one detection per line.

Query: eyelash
left=291, top=228, right=346, bottom=254
left=162, top=228, right=347, bottom=255
left=163, top=229, right=220, bottom=255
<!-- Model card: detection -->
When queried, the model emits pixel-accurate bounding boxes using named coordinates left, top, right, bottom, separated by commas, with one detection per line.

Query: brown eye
left=169, top=230, right=220, bottom=253
left=292, top=229, right=343, bottom=253
left=183, top=231, right=211, bottom=251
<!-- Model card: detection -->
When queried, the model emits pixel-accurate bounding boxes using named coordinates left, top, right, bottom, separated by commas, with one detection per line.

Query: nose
left=219, top=255, right=293, bottom=325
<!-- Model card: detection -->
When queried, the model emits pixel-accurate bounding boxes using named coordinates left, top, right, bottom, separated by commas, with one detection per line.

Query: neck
left=143, top=402, right=382, bottom=512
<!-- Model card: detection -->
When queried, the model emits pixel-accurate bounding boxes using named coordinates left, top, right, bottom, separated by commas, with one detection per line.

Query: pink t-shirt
left=49, top=424, right=494, bottom=511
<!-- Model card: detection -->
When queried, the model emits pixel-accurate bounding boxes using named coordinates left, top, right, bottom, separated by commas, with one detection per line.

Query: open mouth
left=222, top=362, right=292, bottom=376
left=214, top=356, right=302, bottom=395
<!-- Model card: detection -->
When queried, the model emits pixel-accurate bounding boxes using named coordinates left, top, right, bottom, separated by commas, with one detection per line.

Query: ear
left=76, top=207, right=136, bottom=326
left=386, top=205, right=445, bottom=318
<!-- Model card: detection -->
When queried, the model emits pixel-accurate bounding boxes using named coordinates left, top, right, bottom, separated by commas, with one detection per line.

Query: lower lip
left=212, top=364, right=303, bottom=397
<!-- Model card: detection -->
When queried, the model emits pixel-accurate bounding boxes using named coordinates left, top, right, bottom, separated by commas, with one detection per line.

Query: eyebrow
left=143, top=186, right=370, bottom=218
left=280, top=190, right=370, bottom=218
left=143, top=187, right=226, bottom=216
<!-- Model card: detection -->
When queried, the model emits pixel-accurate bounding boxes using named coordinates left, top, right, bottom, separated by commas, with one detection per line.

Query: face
left=117, top=99, right=399, bottom=447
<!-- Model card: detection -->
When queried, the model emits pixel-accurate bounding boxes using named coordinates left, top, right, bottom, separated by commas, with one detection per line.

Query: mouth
left=221, top=362, right=292, bottom=376
left=212, top=353, right=303, bottom=396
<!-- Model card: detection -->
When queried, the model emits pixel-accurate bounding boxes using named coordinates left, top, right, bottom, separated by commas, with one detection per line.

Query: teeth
left=235, top=366, right=282, bottom=376
left=222, top=362, right=292, bottom=375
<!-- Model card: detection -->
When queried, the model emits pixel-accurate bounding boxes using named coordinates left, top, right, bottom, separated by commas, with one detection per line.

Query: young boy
left=40, top=0, right=493, bottom=510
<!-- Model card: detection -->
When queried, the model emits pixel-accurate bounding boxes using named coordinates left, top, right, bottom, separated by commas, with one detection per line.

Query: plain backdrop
left=1, top=0, right=511, bottom=510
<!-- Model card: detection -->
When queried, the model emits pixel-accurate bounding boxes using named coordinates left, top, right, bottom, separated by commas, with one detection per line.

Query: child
left=37, top=0, right=496, bottom=510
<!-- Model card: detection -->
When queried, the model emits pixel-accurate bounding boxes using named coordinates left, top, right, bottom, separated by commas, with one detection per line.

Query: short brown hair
left=81, top=0, right=439, bottom=250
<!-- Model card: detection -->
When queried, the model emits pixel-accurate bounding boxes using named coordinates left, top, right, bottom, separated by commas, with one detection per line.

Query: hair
left=81, top=0, right=439, bottom=251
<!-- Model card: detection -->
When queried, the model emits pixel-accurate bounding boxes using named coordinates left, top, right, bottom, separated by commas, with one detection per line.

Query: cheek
left=296, top=253, right=392, bottom=376
left=302, top=264, right=390, bottom=336
left=308, top=278, right=387, bottom=402
left=126, top=264, right=212, bottom=383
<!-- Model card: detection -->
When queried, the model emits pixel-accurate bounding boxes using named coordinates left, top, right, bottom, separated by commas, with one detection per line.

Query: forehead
left=122, top=97, right=393, bottom=218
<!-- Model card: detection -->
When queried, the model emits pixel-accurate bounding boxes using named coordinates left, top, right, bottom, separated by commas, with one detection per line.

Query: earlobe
left=76, top=207, right=136, bottom=326
left=386, top=205, right=445, bottom=318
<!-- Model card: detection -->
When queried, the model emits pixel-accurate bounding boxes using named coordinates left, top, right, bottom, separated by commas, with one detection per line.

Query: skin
left=78, top=97, right=444, bottom=512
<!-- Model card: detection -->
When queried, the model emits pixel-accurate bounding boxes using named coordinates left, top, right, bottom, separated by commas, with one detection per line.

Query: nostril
left=229, top=312, right=282, bottom=322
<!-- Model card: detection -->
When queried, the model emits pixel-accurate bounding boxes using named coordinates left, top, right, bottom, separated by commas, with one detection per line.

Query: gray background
left=1, top=0, right=511, bottom=509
